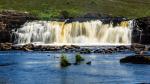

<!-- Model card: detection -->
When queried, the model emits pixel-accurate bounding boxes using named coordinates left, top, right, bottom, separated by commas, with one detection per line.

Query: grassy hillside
left=0, top=0, right=150, bottom=19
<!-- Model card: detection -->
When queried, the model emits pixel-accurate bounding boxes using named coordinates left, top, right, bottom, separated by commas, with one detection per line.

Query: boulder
left=86, top=61, right=92, bottom=65
left=61, top=45, right=80, bottom=49
left=71, top=45, right=80, bottom=49
left=93, top=49, right=103, bottom=53
left=79, top=48, right=92, bottom=54
left=12, top=45, right=22, bottom=50
left=131, top=43, right=145, bottom=49
left=120, top=55, right=150, bottom=64
left=22, top=44, right=34, bottom=51
left=0, top=43, right=12, bottom=50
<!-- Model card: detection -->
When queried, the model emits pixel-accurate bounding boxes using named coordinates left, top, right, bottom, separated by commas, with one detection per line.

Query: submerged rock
left=79, top=48, right=92, bottom=54
left=120, top=55, right=150, bottom=64
left=93, top=49, right=103, bottom=53
left=131, top=43, right=146, bottom=50
left=86, top=61, right=92, bottom=65
left=0, top=62, right=16, bottom=66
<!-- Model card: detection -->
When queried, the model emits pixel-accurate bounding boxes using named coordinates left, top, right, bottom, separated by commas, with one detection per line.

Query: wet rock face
left=120, top=55, right=150, bottom=64
left=0, top=10, right=37, bottom=43
left=0, top=30, right=11, bottom=42
left=133, top=17, right=150, bottom=44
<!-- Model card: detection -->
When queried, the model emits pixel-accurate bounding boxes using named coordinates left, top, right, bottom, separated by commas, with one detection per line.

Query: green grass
left=0, top=0, right=150, bottom=20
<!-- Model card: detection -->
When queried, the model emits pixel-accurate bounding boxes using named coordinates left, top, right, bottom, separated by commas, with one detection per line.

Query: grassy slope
left=0, top=0, right=150, bottom=19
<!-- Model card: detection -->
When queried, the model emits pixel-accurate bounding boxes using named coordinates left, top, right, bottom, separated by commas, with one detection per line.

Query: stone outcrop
left=132, top=17, right=150, bottom=44
left=130, top=43, right=146, bottom=51
left=0, top=10, right=37, bottom=43
left=120, top=55, right=150, bottom=64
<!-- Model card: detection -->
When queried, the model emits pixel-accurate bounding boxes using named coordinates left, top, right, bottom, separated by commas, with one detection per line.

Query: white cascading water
left=13, top=20, right=133, bottom=46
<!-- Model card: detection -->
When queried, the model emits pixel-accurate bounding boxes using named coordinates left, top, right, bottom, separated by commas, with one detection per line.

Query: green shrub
left=60, top=54, right=71, bottom=67
left=60, top=10, right=69, bottom=19
left=90, top=0, right=97, bottom=5
left=75, top=54, right=85, bottom=64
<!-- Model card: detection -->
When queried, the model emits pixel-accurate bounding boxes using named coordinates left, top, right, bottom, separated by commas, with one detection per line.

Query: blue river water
left=0, top=51, right=150, bottom=84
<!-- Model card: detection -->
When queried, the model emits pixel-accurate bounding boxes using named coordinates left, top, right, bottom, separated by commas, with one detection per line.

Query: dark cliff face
left=0, top=11, right=37, bottom=43
left=132, top=17, right=150, bottom=44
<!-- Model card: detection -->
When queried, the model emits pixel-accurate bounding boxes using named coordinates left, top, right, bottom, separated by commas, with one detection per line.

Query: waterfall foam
left=13, top=20, right=133, bottom=46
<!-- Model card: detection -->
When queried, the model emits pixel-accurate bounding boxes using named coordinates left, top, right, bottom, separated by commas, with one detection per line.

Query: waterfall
left=13, top=20, right=133, bottom=46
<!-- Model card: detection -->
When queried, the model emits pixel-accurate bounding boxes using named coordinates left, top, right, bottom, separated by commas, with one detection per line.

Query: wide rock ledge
left=120, top=55, right=150, bottom=64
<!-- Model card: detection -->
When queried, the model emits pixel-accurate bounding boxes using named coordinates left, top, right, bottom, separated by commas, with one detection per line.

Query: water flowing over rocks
left=0, top=10, right=150, bottom=52
left=13, top=20, right=132, bottom=45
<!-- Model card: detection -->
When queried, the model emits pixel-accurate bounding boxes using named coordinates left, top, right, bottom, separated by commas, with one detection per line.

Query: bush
left=60, top=10, right=69, bottom=19
left=75, top=54, right=85, bottom=64
left=90, top=0, right=97, bottom=5
left=60, top=54, right=71, bottom=67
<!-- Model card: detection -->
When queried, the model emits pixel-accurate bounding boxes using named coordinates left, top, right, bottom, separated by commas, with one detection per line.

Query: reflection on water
left=0, top=51, right=150, bottom=84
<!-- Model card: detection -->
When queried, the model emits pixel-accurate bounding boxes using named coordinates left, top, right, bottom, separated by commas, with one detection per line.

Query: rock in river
left=22, top=44, right=34, bottom=51
left=120, top=55, right=150, bottom=64
left=0, top=43, right=12, bottom=50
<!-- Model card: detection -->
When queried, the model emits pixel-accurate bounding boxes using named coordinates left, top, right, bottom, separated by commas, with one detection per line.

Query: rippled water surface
left=0, top=51, right=150, bottom=84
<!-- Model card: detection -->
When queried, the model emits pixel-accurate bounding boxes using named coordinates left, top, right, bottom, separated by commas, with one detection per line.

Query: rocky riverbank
left=2, top=42, right=149, bottom=55
left=0, top=43, right=132, bottom=53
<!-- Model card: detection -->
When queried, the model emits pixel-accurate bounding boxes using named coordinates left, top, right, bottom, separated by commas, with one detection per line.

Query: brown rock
left=22, top=44, right=34, bottom=51
left=0, top=43, right=12, bottom=50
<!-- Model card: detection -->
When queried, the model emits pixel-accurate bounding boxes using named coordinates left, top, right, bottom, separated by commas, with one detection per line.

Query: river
left=0, top=51, right=150, bottom=84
